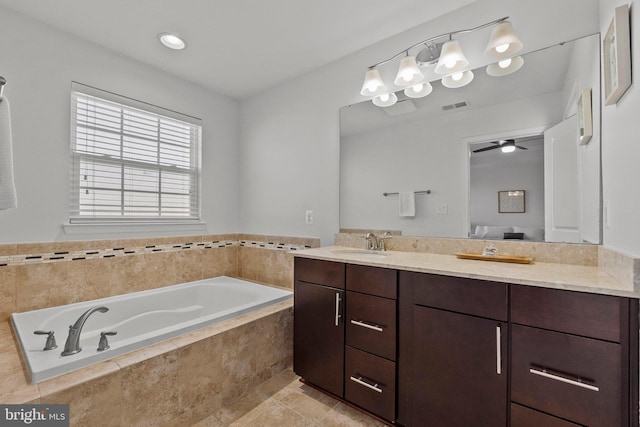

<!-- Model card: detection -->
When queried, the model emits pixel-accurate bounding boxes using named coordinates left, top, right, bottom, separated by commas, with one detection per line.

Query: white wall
left=0, top=7, right=241, bottom=243
left=470, top=147, right=545, bottom=229
left=240, top=0, right=600, bottom=245
left=599, top=0, right=640, bottom=256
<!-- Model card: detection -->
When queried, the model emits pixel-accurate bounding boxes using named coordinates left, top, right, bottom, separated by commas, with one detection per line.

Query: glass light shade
left=434, top=40, right=469, bottom=74
left=404, top=82, right=433, bottom=98
left=501, top=144, right=516, bottom=153
left=158, top=33, right=186, bottom=50
left=484, top=21, right=523, bottom=60
left=486, top=56, right=524, bottom=76
left=441, top=70, right=474, bottom=88
left=360, top=69, right=388, bottom=97
left=393, top=56, right=425, bottom=86
left=372, top=92, right=398, bottom=107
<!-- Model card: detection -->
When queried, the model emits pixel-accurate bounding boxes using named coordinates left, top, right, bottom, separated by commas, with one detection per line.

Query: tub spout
left=61, top=306, right=109, bottom=356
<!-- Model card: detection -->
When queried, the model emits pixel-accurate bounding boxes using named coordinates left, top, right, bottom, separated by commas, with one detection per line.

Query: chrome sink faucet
left=61, top=306, right=109, bottom=356
left=364, top=232, right=392, bottom=251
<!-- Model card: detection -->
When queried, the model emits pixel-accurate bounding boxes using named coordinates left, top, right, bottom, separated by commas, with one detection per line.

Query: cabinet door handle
left=350, top=319, right=384, bottom=332
left=349, top=375, right=383, bottom=393
left=335, top=293, right=341, bottom=326
left=496, top=325, right=502, bottom=375
left=529, top=367, right=599, bottom=392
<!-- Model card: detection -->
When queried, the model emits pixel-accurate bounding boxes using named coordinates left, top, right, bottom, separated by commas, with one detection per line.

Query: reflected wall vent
left=442, top=101, right=468, bottom=111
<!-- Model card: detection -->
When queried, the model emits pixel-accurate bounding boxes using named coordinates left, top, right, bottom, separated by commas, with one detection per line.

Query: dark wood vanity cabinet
left=510, top=285, right=639, bottom=427
left=398, top=271, right=508, bottom=427
left=295, top=256, right=639, bottom=427
left=293, top=258, right=346, bottom=397
left=294, top=258, right=398, bottom=420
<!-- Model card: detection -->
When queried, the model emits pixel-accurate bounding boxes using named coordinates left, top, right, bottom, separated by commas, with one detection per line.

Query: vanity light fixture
left=360, top=17, right=523, bottom=107
left=372, top=92, right=399, bottom=107
left=158, top=33, right=186, bottom=50
left=486, top=55, right=524, bottom=76
left=404, top=81, right=433, bottom=98
left=442, top=70, right=474, bottom=88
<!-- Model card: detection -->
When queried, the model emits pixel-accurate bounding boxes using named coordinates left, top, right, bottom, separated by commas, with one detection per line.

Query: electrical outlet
left=437, top=203, right=448, bottom=215
left=305, top=210, right=314, bottom=225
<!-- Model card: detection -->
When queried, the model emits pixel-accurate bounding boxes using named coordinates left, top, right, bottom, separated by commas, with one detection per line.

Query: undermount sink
left=330, top=249, right=390, bottom=258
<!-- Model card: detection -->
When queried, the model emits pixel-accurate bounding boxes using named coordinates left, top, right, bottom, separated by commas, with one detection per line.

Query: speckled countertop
left=294, top=246, right=639, bottom=298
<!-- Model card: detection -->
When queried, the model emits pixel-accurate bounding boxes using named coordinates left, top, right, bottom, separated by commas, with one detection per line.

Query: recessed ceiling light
left=158, top=33, right=186, bottom=50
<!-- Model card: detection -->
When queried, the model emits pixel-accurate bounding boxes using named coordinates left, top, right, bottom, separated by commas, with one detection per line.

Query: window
left=69, top=83, right=202, bottom=223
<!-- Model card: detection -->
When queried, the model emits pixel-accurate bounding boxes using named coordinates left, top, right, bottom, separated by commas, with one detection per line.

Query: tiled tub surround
left=0, top=233, right=320, bottom=322
left=2, top=300, right=293, bottom=426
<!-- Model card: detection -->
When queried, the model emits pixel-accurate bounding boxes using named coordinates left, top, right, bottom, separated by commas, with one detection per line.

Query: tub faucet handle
left=34, top=330, right=57, bottom=351
left=97, top=331, right=117, bottom=352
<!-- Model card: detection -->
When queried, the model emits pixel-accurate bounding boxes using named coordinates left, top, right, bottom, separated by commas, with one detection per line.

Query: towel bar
left=383, top=190, right=431, bottom=197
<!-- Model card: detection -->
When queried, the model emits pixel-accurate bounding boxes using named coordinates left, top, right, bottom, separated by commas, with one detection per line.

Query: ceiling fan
left=472, top=139, right=528, bottom=153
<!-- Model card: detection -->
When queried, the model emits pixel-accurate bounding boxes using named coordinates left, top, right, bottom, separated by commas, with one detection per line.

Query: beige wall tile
left=177, top=334, right=224, bottom=423
left=0, top=266, right=16, bottom=322
left=0, top=243, right=17, bottom=256
left=119, top=350, right=180, bottom=426
left=15, top=263, right=71, bottom=312
left=175, top=249, right=203, bottom=283
left=202, top=246, right=238, bottom=279
left=238, top=247, right=294, bottom=289
left=40, top=370, right=122, bottom=427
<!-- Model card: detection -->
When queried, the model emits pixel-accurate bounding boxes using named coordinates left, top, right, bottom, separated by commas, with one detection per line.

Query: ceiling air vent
left=442, top=101, right=468, bottom=111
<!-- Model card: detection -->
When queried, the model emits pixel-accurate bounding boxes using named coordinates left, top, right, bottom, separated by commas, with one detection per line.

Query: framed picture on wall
left=577, top=88, right=593, bottom=145
left=603, top=4, right=631, bottom=106
left=498, top=190, right=525, bottom=213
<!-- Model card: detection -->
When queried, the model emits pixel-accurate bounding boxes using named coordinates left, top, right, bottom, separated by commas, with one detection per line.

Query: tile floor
left=193, top=368, right=388, bottom=426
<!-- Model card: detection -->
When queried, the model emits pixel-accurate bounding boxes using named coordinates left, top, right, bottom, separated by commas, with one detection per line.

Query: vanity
left=293, top=247, right=639, bottom=427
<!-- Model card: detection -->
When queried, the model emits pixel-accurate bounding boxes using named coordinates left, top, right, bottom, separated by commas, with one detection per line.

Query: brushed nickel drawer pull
left=496, top=326, right=502, bottom=375
left=335, top=293, right=342, bottom=327
left=350, top=375, right=383, bottom=393
left=350, top=319, right=384, bottom=332
left=529, top=367, right=599, bottom=392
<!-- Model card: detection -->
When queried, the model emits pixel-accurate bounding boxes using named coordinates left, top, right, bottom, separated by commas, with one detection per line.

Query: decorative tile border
left=0, top=239, right=312, bottom=268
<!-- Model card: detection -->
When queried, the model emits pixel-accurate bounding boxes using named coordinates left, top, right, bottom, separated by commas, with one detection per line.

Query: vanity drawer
left=345, top=346, right=396, bottom=421
left=511, top=403, right=582, bottom=427
left=511, top=285, right=625, bottom=342
left=346, top=291, right=396, bottom=360
left=403, top=271, right=508, bottom=321
left=511, top=325, right=622, bottom=427
left=346, top=264, right=397, bottom=299
left=294, top=257, right=345, bottom=289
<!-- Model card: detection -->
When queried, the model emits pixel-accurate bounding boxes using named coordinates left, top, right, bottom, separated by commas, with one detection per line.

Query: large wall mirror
left=340, top=33, right=601, bottom=244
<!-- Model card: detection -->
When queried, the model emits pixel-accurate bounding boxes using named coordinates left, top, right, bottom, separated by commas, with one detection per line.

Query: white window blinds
left=69, top=84, right=202, bottom=223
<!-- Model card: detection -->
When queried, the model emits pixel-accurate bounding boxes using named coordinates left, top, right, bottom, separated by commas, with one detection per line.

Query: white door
left=544, top=117, right=580, bottom=243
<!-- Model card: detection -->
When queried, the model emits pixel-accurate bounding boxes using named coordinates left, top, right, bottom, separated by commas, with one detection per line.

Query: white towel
left=0, top=96, right=17, bottom=210
left=399, top=191, right=415, bottom=217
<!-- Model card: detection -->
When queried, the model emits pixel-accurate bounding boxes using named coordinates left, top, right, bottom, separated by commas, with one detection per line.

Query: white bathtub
left=11, top=276, right=292, bottom=383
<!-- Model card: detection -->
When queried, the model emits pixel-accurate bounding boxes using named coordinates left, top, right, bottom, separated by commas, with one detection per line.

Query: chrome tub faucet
left=61, top=306, right=109, bottom=356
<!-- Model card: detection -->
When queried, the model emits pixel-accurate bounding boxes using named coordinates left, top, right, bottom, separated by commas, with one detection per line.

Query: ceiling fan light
left=486, top=56, right=524, bottom=76
left=394, top=56, right=425, bottom=86
left=360, top=69, right=387, bottom=97
left=404, top=82, right=433, bottom=98
left=372, top=92, right=398, bottom=107
left=434, top=40, right=469, bottom=74
left=485, top=21, right=523, bottom=60
left=501, top=144, right=516, bottom=153
left=441, top=70, right=474, bottom=88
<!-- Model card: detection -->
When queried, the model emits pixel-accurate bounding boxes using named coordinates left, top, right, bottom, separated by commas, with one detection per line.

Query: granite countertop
left=294, top=246, right=639, bottom=298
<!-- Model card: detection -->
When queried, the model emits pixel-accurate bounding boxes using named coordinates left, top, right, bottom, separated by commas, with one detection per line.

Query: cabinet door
left=293, top=280, right=345, bottom=397
left=412, top=306, right=507, bottom=427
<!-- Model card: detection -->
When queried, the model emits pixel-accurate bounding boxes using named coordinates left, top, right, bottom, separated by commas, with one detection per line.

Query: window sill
left=62, top=221, right=208, bottom=236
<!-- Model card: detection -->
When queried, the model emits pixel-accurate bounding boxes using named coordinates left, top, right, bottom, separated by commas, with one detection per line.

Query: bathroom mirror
left=340, top=33, right=601, bottom=244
